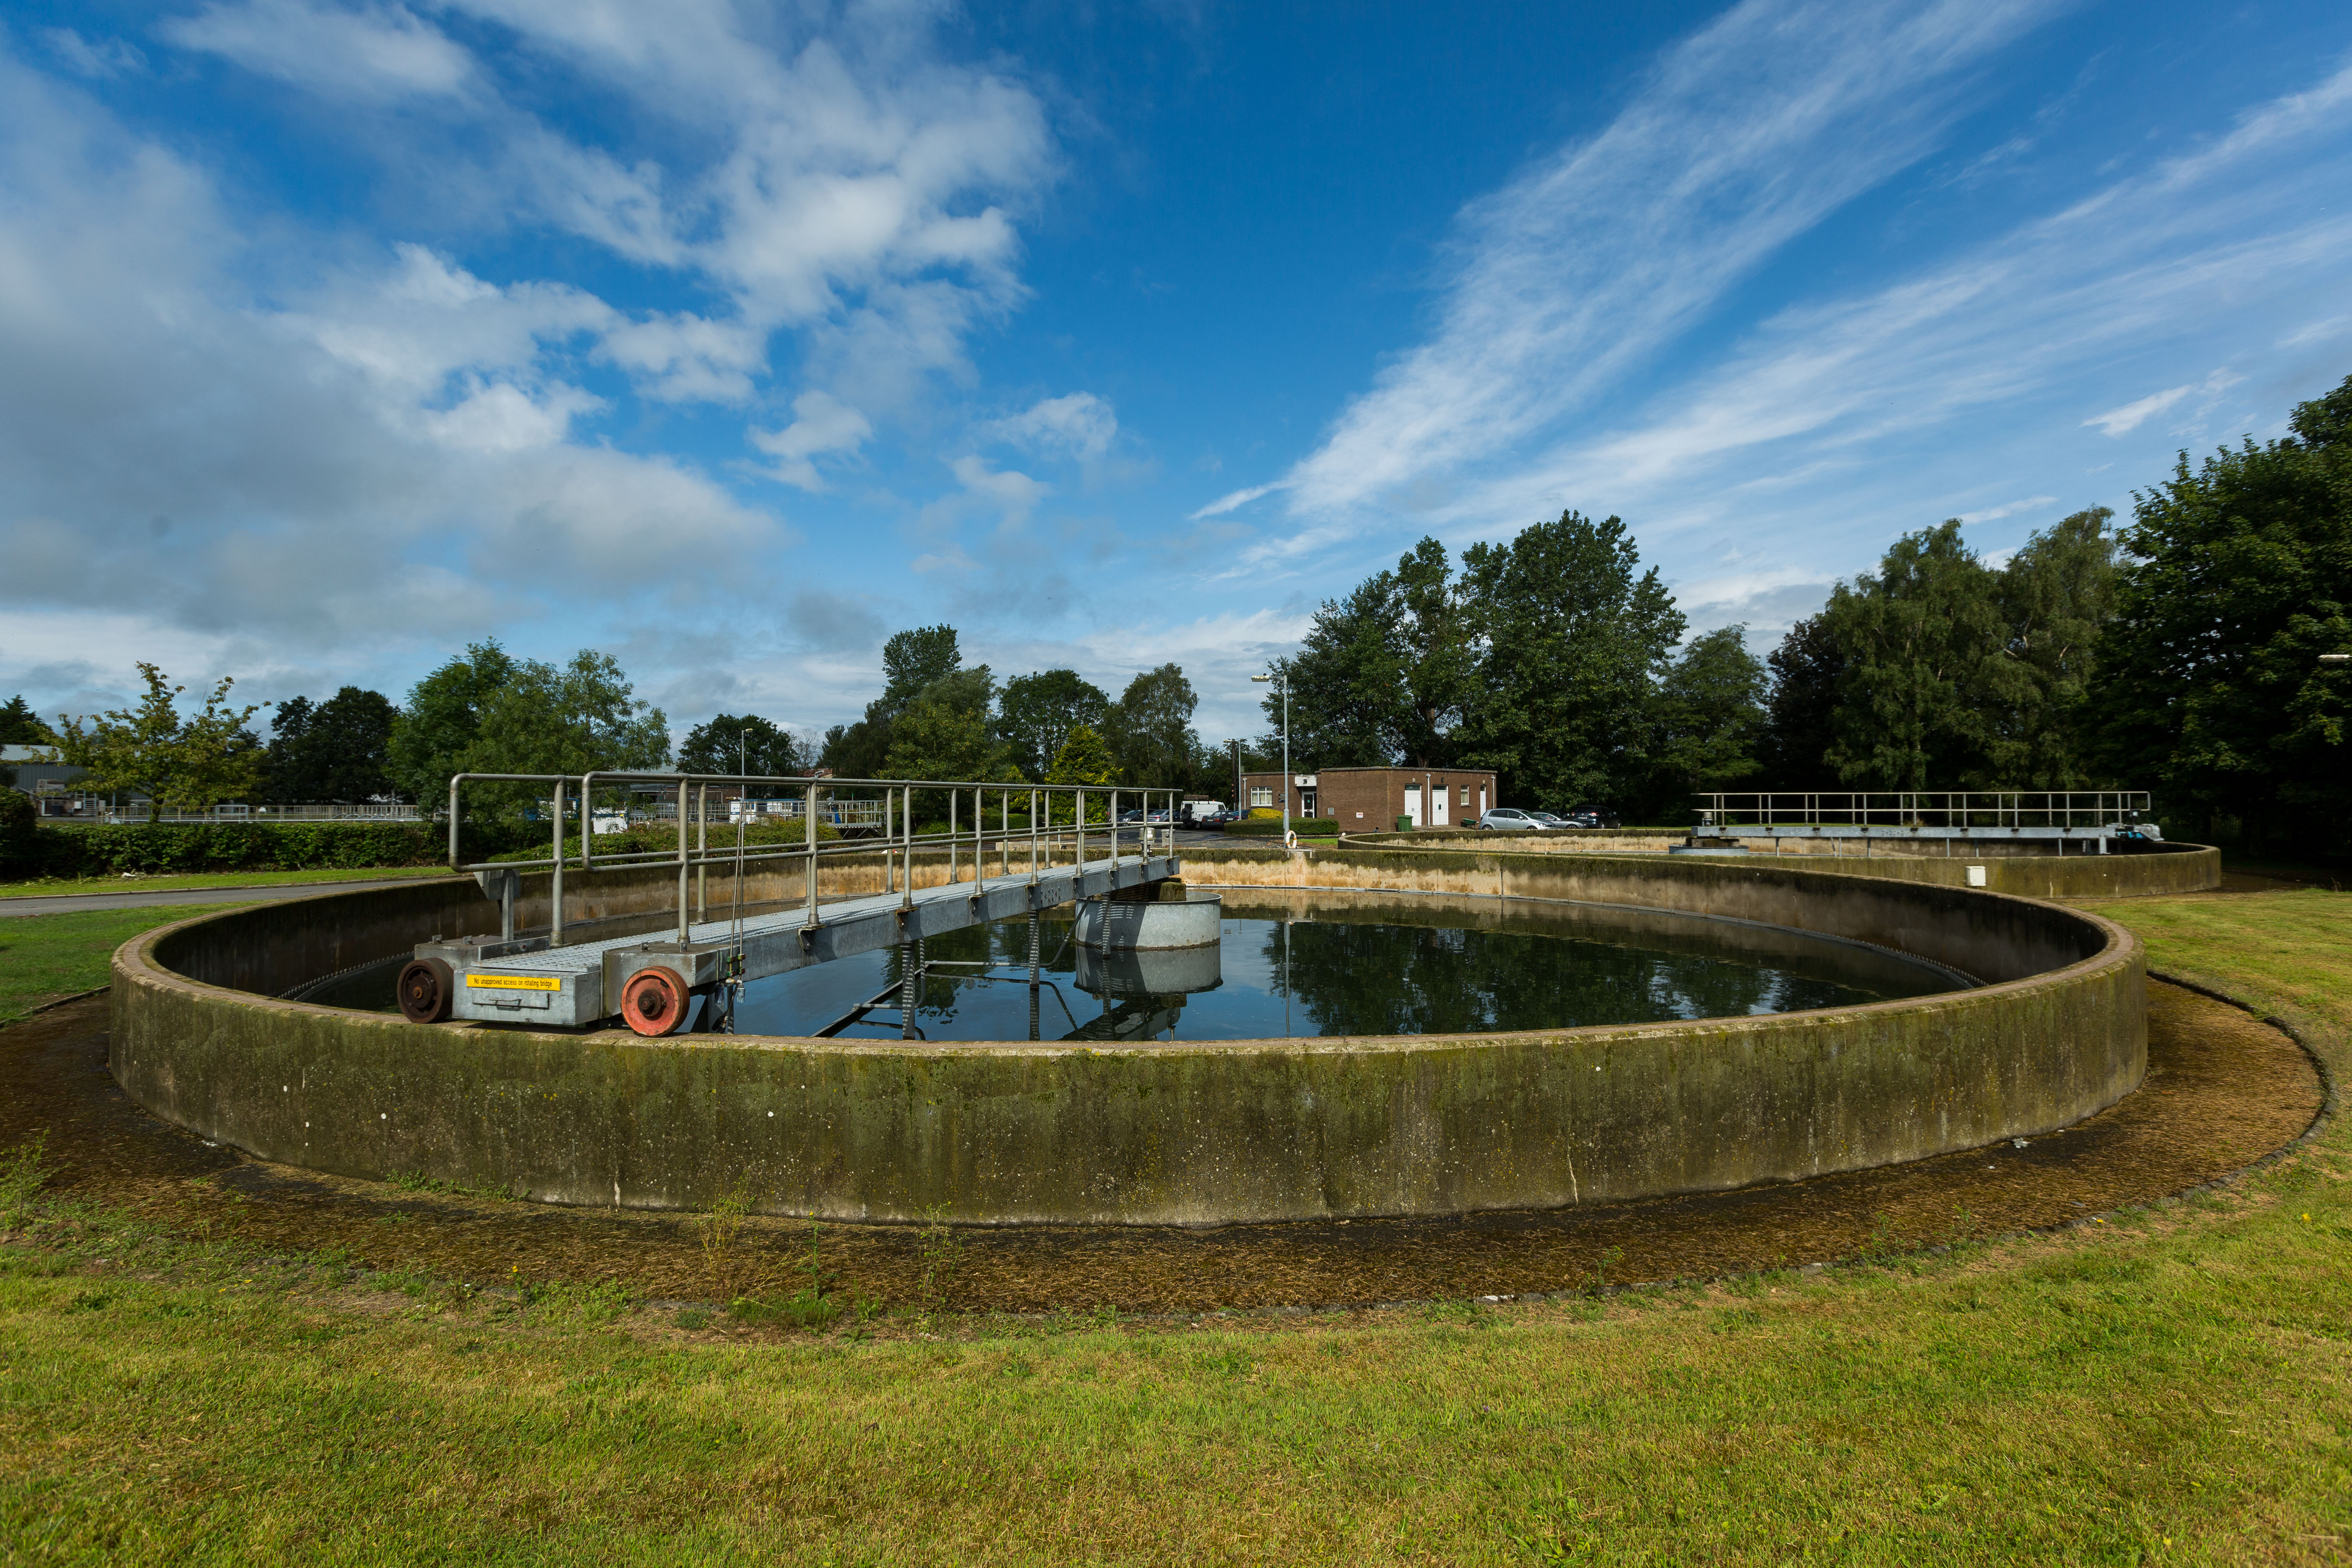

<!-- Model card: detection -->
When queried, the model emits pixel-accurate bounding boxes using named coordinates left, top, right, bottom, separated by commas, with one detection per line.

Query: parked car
left=1117, top=807, right=1146, bottom=823
left=1567, top=805, right=1622, bottom=828
left=1477, top=807, right=1552, bottom=831
left=1528, top=811, right=1572, bottom=828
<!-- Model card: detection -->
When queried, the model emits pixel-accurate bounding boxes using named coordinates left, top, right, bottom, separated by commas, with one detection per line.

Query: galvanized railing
left=1697, top=791, right=2153, bottom=832
left=445, top=772, right=1187, bottom=949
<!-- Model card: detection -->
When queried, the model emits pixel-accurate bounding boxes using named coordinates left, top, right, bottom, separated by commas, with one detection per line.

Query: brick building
left=1237, top=765, right=1498, bottom=830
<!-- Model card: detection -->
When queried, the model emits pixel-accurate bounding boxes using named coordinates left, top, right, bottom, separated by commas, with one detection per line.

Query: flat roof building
left=1237, top=765, right=1497, bottom=830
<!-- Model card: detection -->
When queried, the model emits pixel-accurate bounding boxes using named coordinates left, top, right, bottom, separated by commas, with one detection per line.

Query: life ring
left=1283, top=828, right=1299, bottom=850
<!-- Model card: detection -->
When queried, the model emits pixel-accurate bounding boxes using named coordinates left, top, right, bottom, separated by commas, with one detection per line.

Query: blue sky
left=3, top=0, right=2349, bottom=748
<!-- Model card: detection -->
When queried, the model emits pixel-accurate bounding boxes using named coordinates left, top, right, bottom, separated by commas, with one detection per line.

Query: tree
left=884, top=697, right=1009, bottom=786
left=0, top=695, right=55, bottom=746
left=1991, top=507, right=2117, bottom=789
left=1823, top=521, right=2008, bottom=790
left=2100, top=375, right=2352, bottom=852
left=999, top=669, right=1109, bottom=781
left=1279, top=580, right=1406, bottom=770
left=263, top=687, right=397, bottom=802
left=53, top=664, right=264, bottom=812
left=1759, top=615, right=1844, bottom=788
left=387, top=641, right=517, bottom=806
left=678, top=714, right=804, bottom=778
left=1453, top=511, right=1685, bottom=811
left=1108, top=663, right=1200, bottom=789
left=1046, top=723, right=1119, bottom=786
left=459, top=651, right=671, bottom=785
left=1271, top=536, right=1475, bottom=771
left=1644, top=627, right=1767, bottom=819
left=879, top=626, right=962, bottom=718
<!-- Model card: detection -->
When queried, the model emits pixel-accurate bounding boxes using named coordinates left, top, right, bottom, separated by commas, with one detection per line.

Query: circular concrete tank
left=108, top=844, right=2147, bottom=1227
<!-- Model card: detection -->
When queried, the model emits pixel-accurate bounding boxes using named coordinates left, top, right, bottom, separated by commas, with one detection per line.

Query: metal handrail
left=444, top=770, right=1185, bottom=950
left=1697, top=790, right=2153, bottom=831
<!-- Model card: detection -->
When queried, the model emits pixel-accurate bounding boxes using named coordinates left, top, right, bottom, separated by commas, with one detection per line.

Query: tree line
left=10, top=627, right=1241, bottom=817
left=812, top=625, right=1235, bottom=796
left=1271, top=373, right=2351, bottom=850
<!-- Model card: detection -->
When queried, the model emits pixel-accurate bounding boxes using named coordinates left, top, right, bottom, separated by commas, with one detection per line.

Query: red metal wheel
left=621, top=967, right=689, bottom=1037
left=396, top=957, right=453, bottom=1024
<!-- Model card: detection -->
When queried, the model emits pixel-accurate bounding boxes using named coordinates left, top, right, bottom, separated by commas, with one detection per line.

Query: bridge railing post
left=804, top=779, right=818, bottom=929
left=676, top=777, right=690, bottom=945
left=551, top=778, right=565, bottom=948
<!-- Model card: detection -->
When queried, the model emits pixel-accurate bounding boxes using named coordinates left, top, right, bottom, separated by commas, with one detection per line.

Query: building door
left=1478, top=786, right=1488, bottom=816
left=1432, top=784, right=1448, bottom=826
left=1299, top=790, right=1316, bottom=818
left=1404, top=785, right=1421, bottom=827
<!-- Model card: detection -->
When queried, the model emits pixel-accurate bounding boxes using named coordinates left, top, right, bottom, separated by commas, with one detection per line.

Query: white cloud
left=1955, top=496, right=2058, bottom=524
left=2082, top=370, right=2244, bottom=437
left=1190, top=481, right=1288, bottom=520
left=750, top=391, right=874, bottom=492
left=945, top=455, right=1050, bottom=523
left=982, top=392, right=1117, bottom=462
left=42, top=29, right=144, bottom=79
left=165, top=0, right=474, bottom=103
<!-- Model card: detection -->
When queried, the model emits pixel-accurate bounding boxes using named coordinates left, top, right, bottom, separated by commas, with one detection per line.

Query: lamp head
left=1251, top=674, right=1273, bottom=683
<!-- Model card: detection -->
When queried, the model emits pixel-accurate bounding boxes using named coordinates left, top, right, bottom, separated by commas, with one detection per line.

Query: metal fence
left=66, top=802, right=424, bottom=825
left=448, top=771, right=1190, bottom=948
left=1697, top=791, right=2154, bottom=836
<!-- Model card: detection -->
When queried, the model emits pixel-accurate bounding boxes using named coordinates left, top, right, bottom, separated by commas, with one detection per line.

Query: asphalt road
left=0, top=876, right=464, bottom=919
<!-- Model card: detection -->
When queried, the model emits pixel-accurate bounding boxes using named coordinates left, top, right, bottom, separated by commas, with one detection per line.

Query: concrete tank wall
left=109, top=846, right=2144, bottom=1226
left=1346, top=831, right=2220, bottom=898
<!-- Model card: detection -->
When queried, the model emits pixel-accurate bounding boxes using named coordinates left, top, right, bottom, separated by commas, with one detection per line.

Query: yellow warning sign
left=467, top=974, right=561, bottom=992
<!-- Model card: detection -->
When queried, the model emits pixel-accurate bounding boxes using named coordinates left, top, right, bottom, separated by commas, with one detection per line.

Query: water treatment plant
left=96, top=777, right=2240, bottom=1240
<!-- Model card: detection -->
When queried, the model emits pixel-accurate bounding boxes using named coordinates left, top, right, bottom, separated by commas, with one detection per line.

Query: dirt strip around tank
left=2, top=977, right=2318, bottom=1312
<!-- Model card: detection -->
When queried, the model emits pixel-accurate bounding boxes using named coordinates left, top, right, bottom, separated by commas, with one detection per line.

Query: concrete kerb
left=108, top=845, right=2146, bottom=1228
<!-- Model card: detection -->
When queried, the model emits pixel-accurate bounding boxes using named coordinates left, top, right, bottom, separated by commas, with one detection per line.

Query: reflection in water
left=726, top=900, right=1953, bottom=1043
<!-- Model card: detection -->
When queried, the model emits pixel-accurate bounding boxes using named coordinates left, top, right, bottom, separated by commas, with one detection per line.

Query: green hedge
left=18, top=819, right=541, bottom=879
left=1224, top=817, right=1340, bottom=838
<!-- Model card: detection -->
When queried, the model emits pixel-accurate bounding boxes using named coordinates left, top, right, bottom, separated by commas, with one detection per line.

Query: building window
left=1460, top=786, right=1471, bottom=807
left=1249, top=786, right=1274, bottom=807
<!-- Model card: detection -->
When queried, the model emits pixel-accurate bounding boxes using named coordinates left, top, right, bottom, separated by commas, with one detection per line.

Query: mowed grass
left=0, top=906, right=244, bottom=1022
left=1, top=891, right=2349, bottom=1562
left=0, top=864, right=458, bottom=900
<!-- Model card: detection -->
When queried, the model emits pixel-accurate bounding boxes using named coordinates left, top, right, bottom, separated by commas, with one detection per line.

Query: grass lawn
left=0, top=905, right=245, bottom=1022
left=0, top=864, right=460, bottom=900
left=2, top=889, right=2349, bottom=1561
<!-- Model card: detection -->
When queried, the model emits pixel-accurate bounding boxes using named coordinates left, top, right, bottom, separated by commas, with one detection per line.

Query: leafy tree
left=1644, top=627, right=1767, bottom=819
left=1991, top=507, right=2117, bottom=788
left=459, top=651, right=670, bottom=782
left=387, top=641, right=517, bottom=806
left=999, top=669, right=1110, bottom=781
left=819, top=625, right=968, bottom=782
left=879, top=626, right=962, bottom=718
left=1271, top=536, right=1475, bottom=770
left=1108, top=663, right=1200, bottom=789
left=1822, top=521, right=2007, bottom=790
left=884, top=697, right=1010, bottom=786
left=1759, top=614, right=1844, bottom=788
left=53, top=663, right=264, bottom=812
left=263, top=687, right=397, bottom=802
left=2100, top=375, right=2352, bottom=851
left=1046, top=724, right=1119, bottom=786
left=678, top=714, right=804, bottom=778
left=1278, top=582, right=1406, bottom=769
left=1453, top=511, right=1685, bottom=811
left=0, top=694, right=55, bottom=746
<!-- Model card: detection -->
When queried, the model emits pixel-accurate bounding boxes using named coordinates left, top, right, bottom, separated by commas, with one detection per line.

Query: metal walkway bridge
left=395, top=772, right=1186, bottom=1035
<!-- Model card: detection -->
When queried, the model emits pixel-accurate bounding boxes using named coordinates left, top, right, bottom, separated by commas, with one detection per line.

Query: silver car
left=1477, top=807, right=1551, bottom=831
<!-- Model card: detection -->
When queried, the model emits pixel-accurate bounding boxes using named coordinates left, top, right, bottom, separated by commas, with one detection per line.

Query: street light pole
left=1251, top=671, right=1290, bottom=845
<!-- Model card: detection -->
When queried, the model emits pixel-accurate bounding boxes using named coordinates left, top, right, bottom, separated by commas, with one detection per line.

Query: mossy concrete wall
left=110, top=846, right=2143, bottom=1226
left=1342, top=831, right=2220, bottom=898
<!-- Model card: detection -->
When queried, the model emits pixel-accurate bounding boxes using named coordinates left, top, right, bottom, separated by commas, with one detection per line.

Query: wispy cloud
left=1190, top=481, right=1288, bottom=520
left=1248, top=0, right=2060, bottom=563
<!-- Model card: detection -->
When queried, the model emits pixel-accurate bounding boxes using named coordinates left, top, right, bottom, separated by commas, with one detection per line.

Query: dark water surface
left=727, top=893, right=1960, bottom=1042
